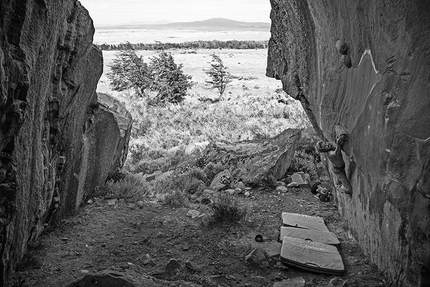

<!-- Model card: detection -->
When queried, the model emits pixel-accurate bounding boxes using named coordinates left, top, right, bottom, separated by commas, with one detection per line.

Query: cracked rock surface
left=267, top=1, right=430, bottom=286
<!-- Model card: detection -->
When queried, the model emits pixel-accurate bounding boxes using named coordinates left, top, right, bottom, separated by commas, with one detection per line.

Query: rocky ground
left=7, top=184, right=387, bottom=287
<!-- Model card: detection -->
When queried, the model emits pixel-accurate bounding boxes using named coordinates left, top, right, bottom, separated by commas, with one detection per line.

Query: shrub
left=162, top=190, right=188, bottom=208
left=210, top=194, right=247, bottom=225
left=95, top=174, right=148, bottom=201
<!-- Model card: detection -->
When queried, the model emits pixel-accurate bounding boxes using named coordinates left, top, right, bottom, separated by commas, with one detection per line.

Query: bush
left=162, top=190, right=188, bottom=208
left=210, top=194, right=247, bottom=225
left=94, top=174, right=148, bottom=201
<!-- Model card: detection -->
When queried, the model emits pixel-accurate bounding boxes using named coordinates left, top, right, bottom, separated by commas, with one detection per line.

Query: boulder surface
left=0, top=1, right=131, bottom=283
left=202, top=129, right=300, bottom=186
left=267, top=0, right=430, bottom=286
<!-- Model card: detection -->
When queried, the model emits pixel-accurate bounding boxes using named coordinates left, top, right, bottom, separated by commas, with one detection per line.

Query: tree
left=205, top=53, right=231, bottom=97
left=107, top=47, right=151, bottom=97
left=149, top=51, right=193, bottom=104
left=107, top=47, right=192, bottom=105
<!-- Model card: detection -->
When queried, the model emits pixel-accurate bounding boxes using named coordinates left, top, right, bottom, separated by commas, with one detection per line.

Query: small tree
left=205, top=54, right=231, bottom=97
left=149, top=51, right=193, bottom=104
left=107, top=47, right=151, bottom=97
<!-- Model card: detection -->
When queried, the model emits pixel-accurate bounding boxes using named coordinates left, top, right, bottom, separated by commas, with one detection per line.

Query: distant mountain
left=99, top=18, right=271, bottom=31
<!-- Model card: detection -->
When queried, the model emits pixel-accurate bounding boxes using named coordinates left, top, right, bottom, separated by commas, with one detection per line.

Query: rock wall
left=0, top=1, right=131, bottom=284
left=267, top=0, right=430, bottom=286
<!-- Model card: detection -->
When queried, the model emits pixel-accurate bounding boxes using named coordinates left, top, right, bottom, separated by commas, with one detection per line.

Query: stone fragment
left=166, top=258, right=182, bottom=274
left=287, top=182, right=300, bottom=188
left=276, top=186, right=289, bottom=193
left=290, top=173, right=309, bottom=187
left=226, top=189, right=236, bottom=195
left=245, top=248, right=270, bottom=268
left=136, top=201, right=144, bottom=209
left=327, top=278, right=346, bottom=287
left=272, top=277, right=305, bottom=287
left=186, top=210, right=202, bottom=219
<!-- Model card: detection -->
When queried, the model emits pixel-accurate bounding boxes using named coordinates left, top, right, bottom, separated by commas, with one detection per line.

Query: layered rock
left=267, top=0, right=430, bottom=286
left=202, top=129, right=300, bottom=186
left=0, top=1, right=131, bottom=284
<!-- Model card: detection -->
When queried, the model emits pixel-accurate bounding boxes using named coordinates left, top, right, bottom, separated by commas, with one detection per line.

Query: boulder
left=203, top=129, right=301, bottom=186
left=267, top=0, right=430, bottom=285
left=0, top=1, right=131, bottom=282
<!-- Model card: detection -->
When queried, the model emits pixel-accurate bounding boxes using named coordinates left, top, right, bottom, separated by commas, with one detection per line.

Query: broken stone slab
left=290, top=173, right=310, bottom=188
left=272, top=277, right=305, bottom=287
left=202, top=129, right=301, bottom=186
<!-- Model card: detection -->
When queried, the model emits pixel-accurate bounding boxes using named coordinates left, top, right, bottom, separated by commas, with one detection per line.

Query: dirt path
left=7, top=187, right=386, bottom=287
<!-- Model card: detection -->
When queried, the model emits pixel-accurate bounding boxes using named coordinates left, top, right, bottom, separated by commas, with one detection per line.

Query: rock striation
left=202, top=129, right=300, bottom=187
left=0, top=1, right=131, bottom=284
left=267, top=0, right=430, bottom=286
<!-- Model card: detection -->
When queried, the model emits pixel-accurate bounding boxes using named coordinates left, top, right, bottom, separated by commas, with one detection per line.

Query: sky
left=79, top=0, right=271, bottom=27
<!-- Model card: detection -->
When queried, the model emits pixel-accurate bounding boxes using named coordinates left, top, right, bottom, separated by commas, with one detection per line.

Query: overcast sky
left=79, top=0, right=271, bottom=27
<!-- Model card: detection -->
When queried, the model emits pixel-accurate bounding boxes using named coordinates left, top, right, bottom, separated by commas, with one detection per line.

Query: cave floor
left=7, top=187, right=387, bottom=287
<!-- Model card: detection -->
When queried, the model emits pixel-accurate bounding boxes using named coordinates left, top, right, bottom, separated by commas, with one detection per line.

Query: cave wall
left=0, top=0, right=131, bottom=284
left=267, top=0, right=430, bottom=286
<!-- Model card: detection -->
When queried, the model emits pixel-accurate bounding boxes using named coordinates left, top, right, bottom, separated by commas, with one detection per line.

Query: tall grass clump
left=210, top=193, right=247, bottom=225
left=94, top=174, right=149, bottom=201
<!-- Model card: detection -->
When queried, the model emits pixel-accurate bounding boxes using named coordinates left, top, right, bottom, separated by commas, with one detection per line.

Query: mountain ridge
left=98, top=17, right=270, bottom=31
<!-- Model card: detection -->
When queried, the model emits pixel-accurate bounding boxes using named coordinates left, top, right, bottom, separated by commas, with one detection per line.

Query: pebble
left=136, top=201, right=144, bottom=209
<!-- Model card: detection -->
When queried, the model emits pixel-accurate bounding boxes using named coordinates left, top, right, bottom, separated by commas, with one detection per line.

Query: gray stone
left=166, top=258, right=182, bottom=274
left=245, top=248, right=270, bottom=268
left=272, top=277, right=305, bottom=287
left=276, top=186, right=289, bottom=193
left=186, top=210, right=202, bottom=219
left=210, top=170, right=232, bottom=191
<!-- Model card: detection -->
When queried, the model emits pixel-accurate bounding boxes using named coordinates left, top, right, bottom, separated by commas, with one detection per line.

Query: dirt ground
left=6, top=185, right=387, bottom=287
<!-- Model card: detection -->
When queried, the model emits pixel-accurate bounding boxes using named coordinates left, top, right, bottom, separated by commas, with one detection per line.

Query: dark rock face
left=0, top=1, right=131, bottom=284
left=267, top=0, right=430, bottom=286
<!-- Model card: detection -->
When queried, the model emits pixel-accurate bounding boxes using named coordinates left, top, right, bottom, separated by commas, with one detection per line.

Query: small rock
left=61, top=237, right=68, bottom=242
left=245, top=187, right=252, bottom=191
left=276, top=186, right=288, bottom=193
left=226, top=189, right=236, bottom=195
left=273, top=276, right=305, bottom=287
left=87, top=199, right=93, bottom=204
left=166, top=258, right=181, bottom=274
left=107, top=199, right=117, bottom=206
left=245, top=248, right=270, bottom=268
left=79, top=269, right=90, bottom=274
left=142, top=254, right=153, bottom=265
left=327, top=278, right=346, bottom=287
left=101, top=243, right=107, bottom=247
left=186, top=209, right=202, bottom=219
left=287, top=182, right=300, bottom=188
left=136, top=201, right=144, bottom=209
left=200, top=197, right=211, bottom=204
left=236, top=181, right=246, bottom=190
left=275, top=261, right=289, bottom=271
left=341, top=54, right=352, bottom=68
left=182, top=245, right=190, bottom=251
left=244, top=191, right=251, bottom=197
left=185, top=260, right=202, bottom=272
left=235, top=187, right=244, bottom=194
